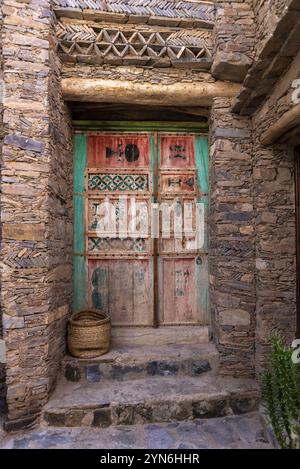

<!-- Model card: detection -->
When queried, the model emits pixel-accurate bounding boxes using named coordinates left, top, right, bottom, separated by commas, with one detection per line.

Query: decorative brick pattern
left=56, top=22, right=212, bottom=69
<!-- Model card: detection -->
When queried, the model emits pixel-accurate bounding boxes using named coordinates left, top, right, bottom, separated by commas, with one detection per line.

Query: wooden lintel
left=260, top=104, right=300, bottom=146
left=62, top=78, right=241, bottom=107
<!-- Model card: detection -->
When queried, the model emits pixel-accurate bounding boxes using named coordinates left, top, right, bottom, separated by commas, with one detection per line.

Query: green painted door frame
left=73, top=122, right=209, bottom=315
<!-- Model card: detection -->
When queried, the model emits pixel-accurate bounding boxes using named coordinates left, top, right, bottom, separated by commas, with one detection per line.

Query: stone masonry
left=212, top=0, right=255, bottom=83
left=1, top=0, right=73, bottom=431
left=209, top=98, right=256, bottom=378
left=0, top=0, right=298, bottom=432
left=0, top=2, right=6, bottom=413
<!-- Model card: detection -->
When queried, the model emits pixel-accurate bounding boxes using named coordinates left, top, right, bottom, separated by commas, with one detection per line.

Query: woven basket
left=68, top=310, right=111, bottom=358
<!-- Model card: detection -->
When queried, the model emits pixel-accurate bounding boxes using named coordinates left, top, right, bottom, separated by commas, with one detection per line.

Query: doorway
left=73, top=123, right=209, bottom=329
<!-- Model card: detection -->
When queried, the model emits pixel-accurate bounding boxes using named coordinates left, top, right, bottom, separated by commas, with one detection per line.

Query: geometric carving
left=160, top=171, right=196, bottom=194
left=56, top=22, right=212, bottom=69
left=88, top=173, right=149, bottom=192
left=88, top=237, right=147, bottom=253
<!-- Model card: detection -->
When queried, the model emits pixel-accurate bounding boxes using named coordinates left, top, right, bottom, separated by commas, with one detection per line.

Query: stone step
left=2, top=413, right=274, bottom=449
left=111, top=326, right=210, bottom=347
left=43, top=375, right=260, bottom=428
left=62, top=343, right=219, bottom=384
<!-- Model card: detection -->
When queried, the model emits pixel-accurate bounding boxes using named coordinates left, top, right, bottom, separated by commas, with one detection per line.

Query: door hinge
left=0, top=340, right=6, bottom=364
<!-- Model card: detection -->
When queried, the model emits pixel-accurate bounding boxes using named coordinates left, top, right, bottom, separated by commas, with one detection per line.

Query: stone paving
left=0, top=412, right=274, bottom=449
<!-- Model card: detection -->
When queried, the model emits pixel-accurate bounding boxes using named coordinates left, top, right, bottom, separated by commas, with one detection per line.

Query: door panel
left=73, top=130, right=209, bottom=328
left=158, top=134, right=208, bottom=325
left=88, top=259, right=153, bottom=326
left=160, top=170, right=197, bottom=195
left=160, top=135, right=195, bottom=168
left=86, top=133, right=153, bottom=326
left=88, top=135, right=150, bottom=168
left=160, top=257, right=197, bottom=325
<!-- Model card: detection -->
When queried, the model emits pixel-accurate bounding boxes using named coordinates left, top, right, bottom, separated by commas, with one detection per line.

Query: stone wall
left=252, top=0, right=290, bottom=58
left=1, top=0, right=73, bottom=430
left=211, top=0, right=255, bottom=83
left=62, top=62, right=216, bottom=85
left=0, top=1, right=7, bottom=413
left=253, top=50, right=300, bottom=143
left=209, top=98, right=256, bottom=378
left=252, top=121, right=297, bottom=376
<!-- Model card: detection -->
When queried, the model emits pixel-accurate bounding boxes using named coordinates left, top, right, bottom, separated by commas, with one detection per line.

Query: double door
left=74, top=130, right=209, bottom=327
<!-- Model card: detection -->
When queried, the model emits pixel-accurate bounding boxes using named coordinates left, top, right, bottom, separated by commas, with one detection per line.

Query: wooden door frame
left=73, top=121, right=209, bottom=328
left=295, top=145, right=300, bottom=339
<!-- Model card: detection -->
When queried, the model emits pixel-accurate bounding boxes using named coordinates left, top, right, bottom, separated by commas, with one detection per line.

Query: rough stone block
left=212, top=51, right=251, bottom=83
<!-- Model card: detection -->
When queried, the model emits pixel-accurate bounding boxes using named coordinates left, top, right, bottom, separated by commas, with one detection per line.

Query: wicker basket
left=68, top=310, right=111, bottom=358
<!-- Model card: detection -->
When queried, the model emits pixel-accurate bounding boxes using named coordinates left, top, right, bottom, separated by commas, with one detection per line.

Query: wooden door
left=158, top=134, right=209, bottom=325
left=73, top=129, right=209, bottom=328
left=86, top=133, right=153, bottom=326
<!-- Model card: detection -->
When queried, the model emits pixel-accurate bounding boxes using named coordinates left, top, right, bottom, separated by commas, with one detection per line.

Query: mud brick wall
left=209, top=98, right=256, bottom=378
left=252, top=127, right=296, bottom=375
left=1, top=0, right=73, bottom=430
left=211, top=0, right=255, bottom=83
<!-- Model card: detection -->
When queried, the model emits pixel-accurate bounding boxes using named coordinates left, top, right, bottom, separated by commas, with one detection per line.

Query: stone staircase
left=43, top=343, right=260, bottom=429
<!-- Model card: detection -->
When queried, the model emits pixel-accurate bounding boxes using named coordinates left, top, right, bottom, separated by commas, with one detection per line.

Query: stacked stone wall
left=252, top=118, right=297, bottom=375
left=0, top=0, right=7, bottom=413
left=211, top=0, right=255, bottom=83
left=252, top=0, right=291, bottom=58
left=1, top=0, right=73, bottom=430
left=209, top=98, right=256, bottom=378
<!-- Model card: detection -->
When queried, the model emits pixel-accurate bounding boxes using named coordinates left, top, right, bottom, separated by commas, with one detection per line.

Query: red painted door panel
left=158, top=134, right=206, bottom=325
left=84, top=132, right=208, bottom=327
left=160, top=135, right=195, bottom=168
left=86, top=133, right=153, bottom=326
left=88, top=135, right=150, bottom=168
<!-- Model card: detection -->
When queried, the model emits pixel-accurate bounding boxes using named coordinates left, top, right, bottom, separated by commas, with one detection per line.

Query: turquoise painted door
left=73, top=129, right=209, bottom=326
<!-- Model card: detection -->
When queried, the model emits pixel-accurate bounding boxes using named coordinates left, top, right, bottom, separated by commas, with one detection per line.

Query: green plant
left=262, top=334, right=300, bottom=449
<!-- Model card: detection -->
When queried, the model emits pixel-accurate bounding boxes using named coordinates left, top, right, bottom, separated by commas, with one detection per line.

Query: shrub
left=262, top=334, right=300, bottom=449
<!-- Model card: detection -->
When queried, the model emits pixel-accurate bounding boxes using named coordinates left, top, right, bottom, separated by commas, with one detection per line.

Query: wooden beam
left=62, top=78, right=241, bottom=107
left=260, top=104, right=300, bottom=145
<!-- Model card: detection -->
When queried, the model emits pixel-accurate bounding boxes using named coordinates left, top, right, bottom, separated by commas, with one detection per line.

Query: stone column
left=212, top=0, right=255, bottom=83
left=209, top=98, right=256, bottom=378
left=252, top=135, right=296, bottom=375
left=0, top=2, right=6, bottom=412
left=1, top=0, right=73, bottom=430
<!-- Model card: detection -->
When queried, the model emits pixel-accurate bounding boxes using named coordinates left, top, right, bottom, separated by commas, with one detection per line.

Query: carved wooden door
left=157, top=134, right=209, bottom=325
left=86, top=133, right=153, bottom=326
left=73, top=130, right=209, bottom=327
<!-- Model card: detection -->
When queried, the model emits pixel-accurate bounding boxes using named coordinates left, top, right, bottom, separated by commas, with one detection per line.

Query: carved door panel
left=158, top=134, right=209, bottom=325
left=73, top=131, right=209, bottom=328
left=86, top=134, right=153, bottom=326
